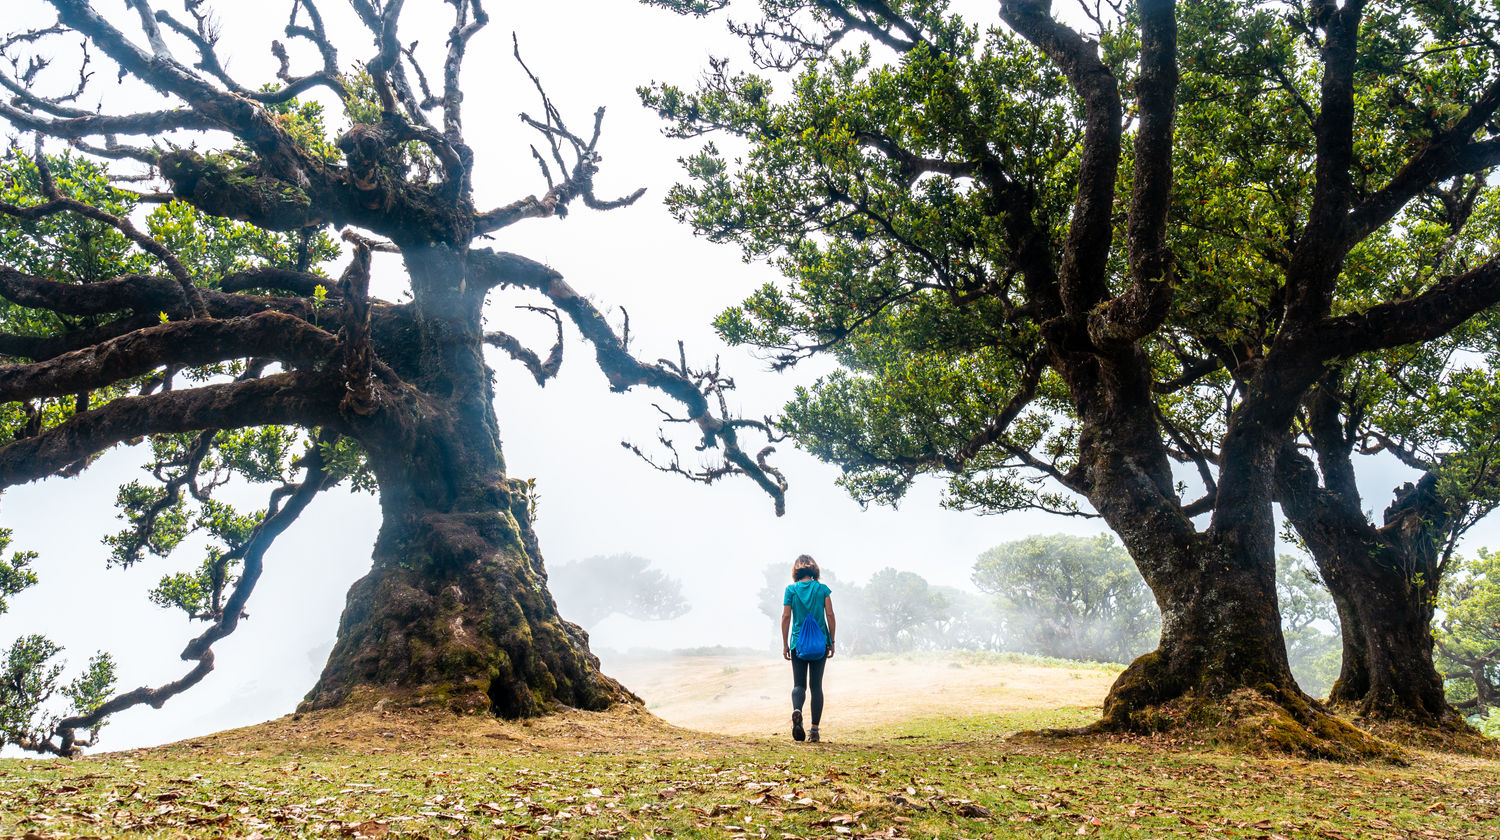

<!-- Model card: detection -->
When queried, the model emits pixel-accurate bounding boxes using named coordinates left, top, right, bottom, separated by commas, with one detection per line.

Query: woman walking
left=781, top=554, right=836, bottom=742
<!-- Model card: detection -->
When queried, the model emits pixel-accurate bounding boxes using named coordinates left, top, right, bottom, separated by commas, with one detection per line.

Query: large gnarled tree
left=0, top=0, right=785, bottom=756
left=645, top=0, right=1500, bottom=753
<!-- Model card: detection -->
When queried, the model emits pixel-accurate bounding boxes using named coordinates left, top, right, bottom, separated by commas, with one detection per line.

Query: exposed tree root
left=1326, top=703, right=1498, bottom=757
left=1023, top=686, right=1408, bottom=764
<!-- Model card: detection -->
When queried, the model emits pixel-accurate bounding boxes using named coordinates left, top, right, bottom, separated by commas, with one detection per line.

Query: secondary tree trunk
left=1280, top=464, right=1463, bottom=726
left=1321, top=548, right=1451, bottom=722
left=1275, top=385, right=1466, bottom=729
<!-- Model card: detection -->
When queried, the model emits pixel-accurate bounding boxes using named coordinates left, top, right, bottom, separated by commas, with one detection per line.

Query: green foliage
left=1437, top=547, right=1500, bottom=713
left=1476, top=707, right=1500, bottom=739
left=0, top=635, right=62, bottom=748
left=0, top=635, right=114, bottom=750
left=1275, top=554, right=1342, bottom=699
left=0, top=527, right=38, bottom=615
left=0, top=153, right=154, bottom=285
left=340, top=67, right=386, bottom=127
left=644, top=0, right=1500, bottom=532
left=145, top=198, right=338, bottom=285
left=973, top=534, right=1160, bottom=664
left=547, top=554, right=690, bottom=628
left=318, top=435, right=377, bottom=493
left=63, top=652, right=116, bottom=723
left=260, top=88, right=343, bottom=163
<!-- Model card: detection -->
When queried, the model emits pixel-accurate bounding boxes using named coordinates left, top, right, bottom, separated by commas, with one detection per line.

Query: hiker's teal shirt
left=783, top=579, right=831, bottom=643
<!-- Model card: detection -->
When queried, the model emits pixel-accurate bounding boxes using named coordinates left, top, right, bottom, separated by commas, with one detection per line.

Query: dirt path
left=603, top=650, right=1120, bottom=738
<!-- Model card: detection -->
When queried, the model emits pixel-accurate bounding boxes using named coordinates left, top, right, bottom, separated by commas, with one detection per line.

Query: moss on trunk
left=303, top=477, right=633, bottom=717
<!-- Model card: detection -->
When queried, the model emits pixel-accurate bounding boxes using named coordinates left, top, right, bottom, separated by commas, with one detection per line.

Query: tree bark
left=1270, top=371, right=1468, bottom=729
left=1058, top=349, right=1313, bottom=731
left=302, top=245, right=632, bottom=717
left=1279, top=453, right=1464, bottom=727
left=1321, top=545, right=1452, bottom=724
left=302, top=466, right=630, bottom=716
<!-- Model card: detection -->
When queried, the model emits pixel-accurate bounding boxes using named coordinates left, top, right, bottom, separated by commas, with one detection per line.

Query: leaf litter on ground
left=0, top=699, right=1496, bottom=839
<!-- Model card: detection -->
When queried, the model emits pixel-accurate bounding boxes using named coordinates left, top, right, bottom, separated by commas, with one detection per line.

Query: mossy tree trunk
left=302, top=460, right=627, bottom=716
left=302, top=244, right=629, bottom=717
left=1320, top=552, right=1451, bottom=722
left=1277, top=403, right=1465, bottom=728
left=1059, top=347, right=1306, bottom=729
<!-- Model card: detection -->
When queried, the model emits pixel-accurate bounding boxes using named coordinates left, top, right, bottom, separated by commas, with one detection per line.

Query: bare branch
left=45, top=436, right=334, bottom=755
left=473, top=39, right=645, bottom=232
left=484, top=307, right=563, bottom=386
left=470, top=248, right=788, bottom=514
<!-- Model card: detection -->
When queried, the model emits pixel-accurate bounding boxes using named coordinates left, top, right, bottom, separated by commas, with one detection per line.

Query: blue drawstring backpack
left=793, top=612, right=828, bottom=660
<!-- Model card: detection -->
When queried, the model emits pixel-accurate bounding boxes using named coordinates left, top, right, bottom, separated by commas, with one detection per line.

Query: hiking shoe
left=809, top=728, right=820, bottom=743
left=791, top=709, right=805, bottom=741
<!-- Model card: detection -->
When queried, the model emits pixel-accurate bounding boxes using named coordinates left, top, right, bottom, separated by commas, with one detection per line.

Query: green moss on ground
left=2, top=701, right=1497, bottom=839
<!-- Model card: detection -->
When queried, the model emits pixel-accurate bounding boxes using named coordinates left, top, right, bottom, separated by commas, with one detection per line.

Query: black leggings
left=791, top=653, right=826, bottom=726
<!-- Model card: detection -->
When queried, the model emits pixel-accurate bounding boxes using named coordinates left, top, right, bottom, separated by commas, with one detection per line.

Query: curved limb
left=472, top=249, right=788, bottom=514
left=33, top=437, right=335, bottom=756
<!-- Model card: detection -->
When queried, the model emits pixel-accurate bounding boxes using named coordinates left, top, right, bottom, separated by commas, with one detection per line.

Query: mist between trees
left=541, top=537, right=1349, bottom=687
left=546, top=538, right=1499, bottom=733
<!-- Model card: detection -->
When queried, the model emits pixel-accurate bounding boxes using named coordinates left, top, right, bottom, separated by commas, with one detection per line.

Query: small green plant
left=1478, top=708, right=1500, bottom=740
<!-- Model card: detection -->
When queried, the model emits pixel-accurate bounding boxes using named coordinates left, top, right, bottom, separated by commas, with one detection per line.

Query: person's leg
left=790, top=655, right=808, bottom=740
left=808, top=656, right=826, bottom=726
left=791, top=654, right=809, bottom=711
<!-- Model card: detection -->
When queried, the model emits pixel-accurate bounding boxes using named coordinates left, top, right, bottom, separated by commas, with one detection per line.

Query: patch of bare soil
left=602, top=651, right=1119, bottom=738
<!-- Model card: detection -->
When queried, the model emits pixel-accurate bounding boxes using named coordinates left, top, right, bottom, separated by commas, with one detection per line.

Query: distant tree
left=863, top=568, right=948, bottom=652
left=974, top=535, right=1159, bottom=664
left=912, top=586, right=1004, bottom=652
left=548, top=554, right=689, bottom=629
left=1437, top=548, right=1500, bottom=715
left=1275, top=554, right=1342, bottom=699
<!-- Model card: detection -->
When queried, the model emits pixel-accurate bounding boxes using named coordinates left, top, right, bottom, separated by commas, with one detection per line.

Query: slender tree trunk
left=303, top=245, right=631, bottom=717
left=1276, top=391, right=1467, bottom=729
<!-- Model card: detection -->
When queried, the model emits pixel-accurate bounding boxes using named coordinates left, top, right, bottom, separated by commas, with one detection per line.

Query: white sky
left=0, top=0, right=1494, bottom=753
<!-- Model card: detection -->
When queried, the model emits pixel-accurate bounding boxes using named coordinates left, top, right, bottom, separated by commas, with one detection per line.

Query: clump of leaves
left=0, top=635, right=115, bottom=751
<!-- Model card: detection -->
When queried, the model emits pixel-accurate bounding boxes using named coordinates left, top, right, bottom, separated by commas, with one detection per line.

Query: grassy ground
left=2, top=654, right=1498, bottom=839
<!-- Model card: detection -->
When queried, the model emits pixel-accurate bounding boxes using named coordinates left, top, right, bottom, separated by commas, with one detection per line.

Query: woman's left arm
left=824, top=595, right=836, bottom=658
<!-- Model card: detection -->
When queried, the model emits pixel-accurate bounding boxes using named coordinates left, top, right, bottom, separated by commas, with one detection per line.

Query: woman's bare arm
left=781, top=604, right=793, bottom=660
left=825, top=595, right=836, bottom=657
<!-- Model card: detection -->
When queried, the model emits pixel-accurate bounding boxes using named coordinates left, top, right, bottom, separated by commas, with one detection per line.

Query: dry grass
left=604, top=650, right=1119, bottom=738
